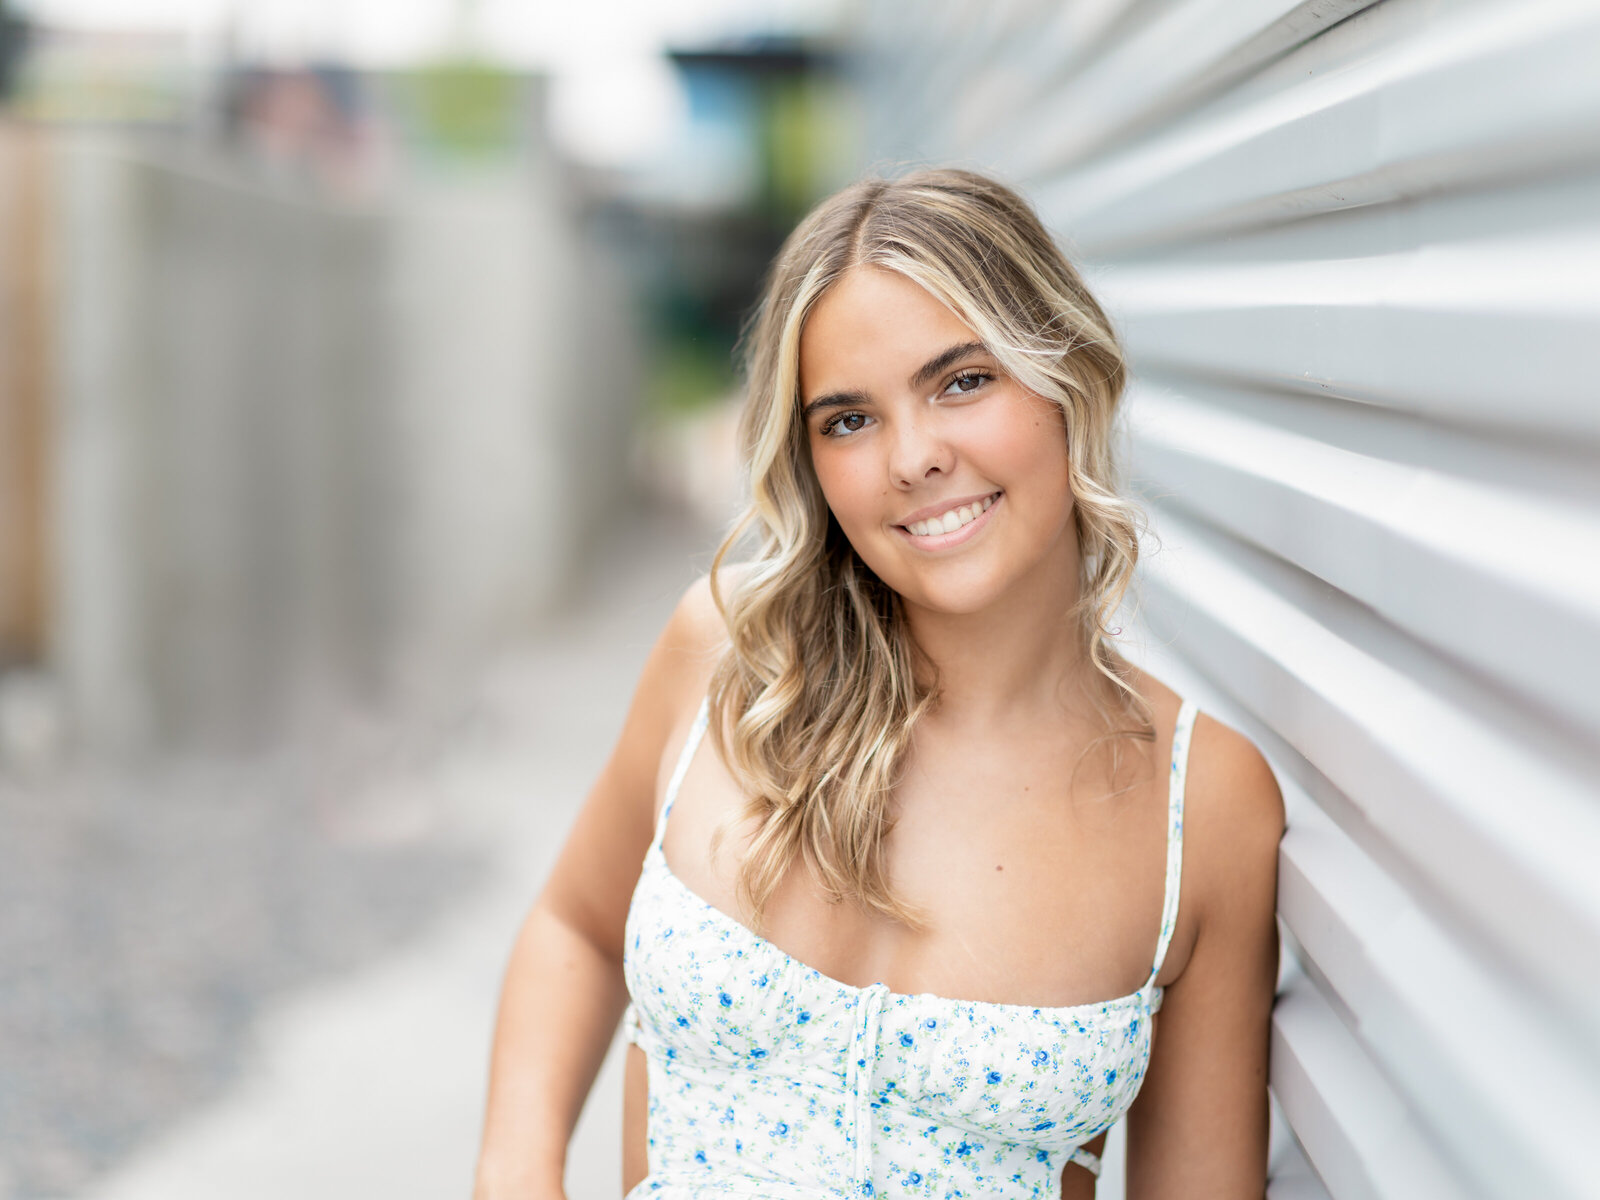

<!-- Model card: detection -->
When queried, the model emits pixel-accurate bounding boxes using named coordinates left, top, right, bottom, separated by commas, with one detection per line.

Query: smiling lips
left=901, top=492, right=1000, bottom=538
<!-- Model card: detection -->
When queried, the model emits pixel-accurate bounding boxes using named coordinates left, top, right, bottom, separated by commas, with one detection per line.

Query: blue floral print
left=622, top=699, right=1199, bottom=1198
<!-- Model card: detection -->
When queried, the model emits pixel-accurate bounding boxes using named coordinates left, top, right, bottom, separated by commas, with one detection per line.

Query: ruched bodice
left=622, top=699, right=1198, bottom=1198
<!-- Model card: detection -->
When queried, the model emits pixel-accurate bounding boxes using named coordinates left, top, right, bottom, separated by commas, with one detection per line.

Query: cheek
left=970, top=404, right=1071, bottom=493
left=812, top=450, right=886, bottom=531
left=1024, top=424, right=1074, bottom=497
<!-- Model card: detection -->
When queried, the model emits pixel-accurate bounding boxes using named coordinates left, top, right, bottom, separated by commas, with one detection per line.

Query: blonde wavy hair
left=708, top=167, right=1148, bottom=930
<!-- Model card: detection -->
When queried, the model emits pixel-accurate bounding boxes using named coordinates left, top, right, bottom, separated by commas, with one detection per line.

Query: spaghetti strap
left=651, top=697, right=711, bottom=853
left=629, top=698, right=710, bottom=1049
left=1147, top=699, right=1198, bottom=990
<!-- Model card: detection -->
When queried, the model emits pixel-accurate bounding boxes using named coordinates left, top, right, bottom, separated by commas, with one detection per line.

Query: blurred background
left=0, top=2, right=858, bottom=1197
left=2, top=2, right=1598, bottom=1199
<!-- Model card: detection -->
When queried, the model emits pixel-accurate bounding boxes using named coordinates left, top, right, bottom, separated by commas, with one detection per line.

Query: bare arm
left=1126, top=715, right=1285, bottom=1199
left=472, top=578, right=726, bottom=1199
left=473, top=906, right=633, bottom=1198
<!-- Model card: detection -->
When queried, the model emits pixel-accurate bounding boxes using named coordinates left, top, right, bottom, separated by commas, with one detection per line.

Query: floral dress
left=621, top=699, right=1198, bottom=1199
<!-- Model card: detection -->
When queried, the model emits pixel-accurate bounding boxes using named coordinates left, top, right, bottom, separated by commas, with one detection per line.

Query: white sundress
left=621, top=699, right=1199, bottom=1199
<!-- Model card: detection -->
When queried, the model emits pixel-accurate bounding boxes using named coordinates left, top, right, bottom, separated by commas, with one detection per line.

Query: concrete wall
left=856, top=2, right=1600, bottom=1197
left=47, top=135, right=639, bottom=755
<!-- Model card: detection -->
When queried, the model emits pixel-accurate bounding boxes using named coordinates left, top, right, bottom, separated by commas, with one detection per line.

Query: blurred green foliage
left=649, top=337, right=738, bottom=416
left=0, top=0, right=24, bottom=104
left=639, top=44, right=855, bottom=425
left=396, top=59, right=524, bottom=160
left=764, top=77, right=827, bottom=224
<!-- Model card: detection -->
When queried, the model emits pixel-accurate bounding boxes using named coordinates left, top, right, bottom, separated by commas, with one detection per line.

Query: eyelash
left=819, top=411, right=869, bottom=438
left=945, top=369, right=993, bottom=395
left=816, top=369, right=995, bottom=438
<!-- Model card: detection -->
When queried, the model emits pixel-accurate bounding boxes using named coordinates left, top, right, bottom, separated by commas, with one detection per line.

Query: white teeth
left=905, top=494, right=998, bottom=538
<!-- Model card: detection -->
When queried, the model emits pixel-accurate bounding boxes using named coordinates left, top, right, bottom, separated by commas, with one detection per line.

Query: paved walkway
left=71, top=514, right=716, bottom=1200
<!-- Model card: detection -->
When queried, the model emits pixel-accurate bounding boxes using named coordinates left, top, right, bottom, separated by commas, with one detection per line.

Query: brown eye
left=946, top=371, right=992, bottom=395
left=822, top=412, right=870, bottom=437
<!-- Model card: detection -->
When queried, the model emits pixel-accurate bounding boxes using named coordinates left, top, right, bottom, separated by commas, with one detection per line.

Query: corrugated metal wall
left=854, top=2, right=1600, bottom=1197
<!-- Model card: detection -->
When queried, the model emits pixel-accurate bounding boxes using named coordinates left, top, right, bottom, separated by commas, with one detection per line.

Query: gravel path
left=0, top=511, right=714, bottom=1200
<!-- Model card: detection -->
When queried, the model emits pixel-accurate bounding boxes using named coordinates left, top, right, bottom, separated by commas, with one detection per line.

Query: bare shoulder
left=647, top=571, right=736, bottom=717
left=1187, top=714, right=1284, bottom=838
left=1183, top=712, right=1286, bottom=925
left=665, top=571, right=732, bottom=658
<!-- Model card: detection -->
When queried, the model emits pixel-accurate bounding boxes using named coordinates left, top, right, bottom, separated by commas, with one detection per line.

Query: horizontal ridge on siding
left=1268, top=1154, right=1338, bottom=1200
left=1271, top=971, right=1474, bottom=1200
left=942, top=0, right=1157, bottom=152
left=1138, top=506, right=1600, bottom=1054
left=1098, top=229, right=1600, bottom=438
left=1126, top=384, right=1600, bottom=722
left=991, top=0, right=1381, bottom=179
left=1278, top=790, right=1597, bottom=1198
left=1123, top=609, right=1600, bottom=1198
left=1031, top=0, right=1600, bottom=253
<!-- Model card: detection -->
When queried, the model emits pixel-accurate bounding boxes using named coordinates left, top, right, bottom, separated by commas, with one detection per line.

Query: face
left=798, top=266, right=1078, bottom=618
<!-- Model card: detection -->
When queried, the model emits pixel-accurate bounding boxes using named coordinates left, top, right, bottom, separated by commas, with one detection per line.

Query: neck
left=902, top=558, right=1099, bottom=729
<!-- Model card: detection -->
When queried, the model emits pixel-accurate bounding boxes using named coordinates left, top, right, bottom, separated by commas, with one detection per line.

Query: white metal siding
left=854, top=2, right=1600, bottom=1196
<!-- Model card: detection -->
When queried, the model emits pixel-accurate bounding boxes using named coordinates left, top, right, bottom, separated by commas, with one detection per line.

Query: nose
left=887, top=412, right=954, bottom=489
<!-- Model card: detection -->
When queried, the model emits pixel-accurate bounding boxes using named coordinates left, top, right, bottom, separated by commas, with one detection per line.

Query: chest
left=623, top=849, right=1154, bottom=1192
left=657, top=718, right=1174, bottom=1009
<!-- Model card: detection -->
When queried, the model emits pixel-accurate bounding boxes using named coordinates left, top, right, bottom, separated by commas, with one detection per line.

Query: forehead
left=799, top=267, right=978, bottom=398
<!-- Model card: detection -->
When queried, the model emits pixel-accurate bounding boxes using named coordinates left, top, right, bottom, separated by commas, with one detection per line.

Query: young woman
left=473, top=168, right=1284, bottom=1199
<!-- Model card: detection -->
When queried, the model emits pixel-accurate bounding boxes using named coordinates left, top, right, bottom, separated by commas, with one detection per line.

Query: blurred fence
left=4, top=117, right=639, bottom=756
left=859, top=1, right=1600, bottom=1197
left=0, top=122, right=49, bottom=670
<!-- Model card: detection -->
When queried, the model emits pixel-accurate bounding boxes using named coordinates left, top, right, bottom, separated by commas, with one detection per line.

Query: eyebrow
left=800, top=387, right=870, bottom=422
left=800, top=340, right=992, bottom=421
left=910, top=340, right=989, bottom=389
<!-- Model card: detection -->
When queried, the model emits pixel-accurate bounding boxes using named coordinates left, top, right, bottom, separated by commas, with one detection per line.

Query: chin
left=876, top=560, right=1015, bottom=617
